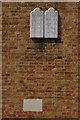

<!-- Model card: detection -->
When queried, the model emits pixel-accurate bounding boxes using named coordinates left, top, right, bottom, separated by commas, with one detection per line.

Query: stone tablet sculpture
left=45, top=8, right=58, bottom=38
left=30, top=8, right=58, bottom=38
left=30, top=8, right=44, bottom=38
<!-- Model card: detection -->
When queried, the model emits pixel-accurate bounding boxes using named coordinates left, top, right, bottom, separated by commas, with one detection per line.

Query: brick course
left=2, top=2, right=79, bottom=119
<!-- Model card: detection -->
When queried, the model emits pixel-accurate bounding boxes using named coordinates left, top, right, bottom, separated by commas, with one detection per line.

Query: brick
left=2, top=2, right=79, bottom=119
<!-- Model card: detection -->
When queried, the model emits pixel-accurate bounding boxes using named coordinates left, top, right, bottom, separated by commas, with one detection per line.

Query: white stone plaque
left=45, top=8, right=58, bottom=38
left=30, top=8, right=44, bottom=38
left=23, top=99, right=42, bottom=112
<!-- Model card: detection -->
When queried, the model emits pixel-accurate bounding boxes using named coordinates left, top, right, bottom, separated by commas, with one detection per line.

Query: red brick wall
left=2, top=2, right=79, bottom=119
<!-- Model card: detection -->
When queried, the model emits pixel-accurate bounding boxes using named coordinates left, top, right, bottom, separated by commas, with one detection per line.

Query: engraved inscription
left=45, top=8, right=58, bottom=38
left=30, top=8, right=44, bottom=38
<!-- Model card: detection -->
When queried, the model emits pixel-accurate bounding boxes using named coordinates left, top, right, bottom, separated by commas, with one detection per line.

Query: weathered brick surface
left=2, top=2, right=79, bottom=119
left=0, top=1, right=2, bottom=120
